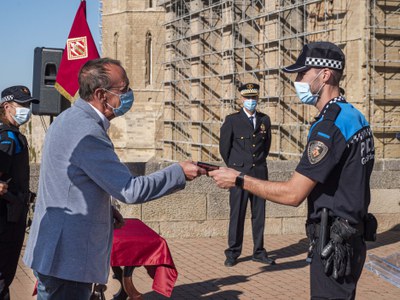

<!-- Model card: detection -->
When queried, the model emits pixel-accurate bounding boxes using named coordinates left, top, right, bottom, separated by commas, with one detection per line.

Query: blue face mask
left=243, top=99, right=257, bottom=112
left=294, top=70, right=325, bottom=106
left=105, top=89, right=134, bottom=117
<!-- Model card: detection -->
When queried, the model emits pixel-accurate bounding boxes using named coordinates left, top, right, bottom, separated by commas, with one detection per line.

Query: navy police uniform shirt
left=296, top=96, right=375, bottom=224
left=0, top=122, right=30, bottom=195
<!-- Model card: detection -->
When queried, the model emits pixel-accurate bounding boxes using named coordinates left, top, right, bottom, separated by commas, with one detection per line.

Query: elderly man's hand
left=112, top=206, right=125, bottom=229
left=0, top=181, right=8, bottom=196
left=208, top=167, right=240, bottom=189
left=179, top=161, right=207, bottom=181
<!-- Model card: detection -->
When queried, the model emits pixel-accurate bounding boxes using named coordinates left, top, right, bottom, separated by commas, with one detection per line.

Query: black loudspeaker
left=32, top=47, right=71, bottom=116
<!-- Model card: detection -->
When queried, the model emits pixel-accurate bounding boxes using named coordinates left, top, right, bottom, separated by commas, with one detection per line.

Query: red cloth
left=32, top=280, right=38, bottom=296
left=111, top=219, right=178, bottom=298
left=55, top=0, right=100, bottom=102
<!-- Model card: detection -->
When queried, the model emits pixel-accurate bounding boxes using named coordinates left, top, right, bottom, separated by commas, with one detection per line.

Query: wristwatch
left=235, top=172, right=245, bottom=188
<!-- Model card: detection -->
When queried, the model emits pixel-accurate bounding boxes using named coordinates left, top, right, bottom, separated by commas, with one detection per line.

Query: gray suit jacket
left=23, top=99, right=186, bottom=284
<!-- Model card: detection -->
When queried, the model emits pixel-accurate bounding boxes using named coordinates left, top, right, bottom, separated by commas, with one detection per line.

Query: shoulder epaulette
left=323, top=103, right=341, bottom=121
left=0, top=126, right=22, bottom=154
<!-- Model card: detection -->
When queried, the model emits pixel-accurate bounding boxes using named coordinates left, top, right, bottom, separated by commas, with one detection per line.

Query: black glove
left=321, top=232, right=342, bottom=259
left=345, top=243, right=352, bottom=276
left=336, top=218, right=357, bottom=239
left=332, top=241, right=347, bottom=279
left=321, top=218, right=357, bottom=279
left=323, top=251, right=334, bottom=275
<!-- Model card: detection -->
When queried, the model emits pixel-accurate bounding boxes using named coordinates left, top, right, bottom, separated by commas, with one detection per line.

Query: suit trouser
left=34, top=272, right=92, bottom=300
left=225, top=186, right=266, bottom=259
left=0, top=211, right=27, bottom=300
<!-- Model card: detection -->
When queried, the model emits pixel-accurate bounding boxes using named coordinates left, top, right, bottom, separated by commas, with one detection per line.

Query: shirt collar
left=88, top=103, right=110, bottom=131
left=0, top=121, right=19, bottom=131
left=243, top=109, right=256, bottom=118
left=315, top=95, right=346, bottom=121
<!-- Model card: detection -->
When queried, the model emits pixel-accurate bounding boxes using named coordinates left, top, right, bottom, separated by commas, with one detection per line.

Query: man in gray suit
left=23, top=58, right=205, bottom=300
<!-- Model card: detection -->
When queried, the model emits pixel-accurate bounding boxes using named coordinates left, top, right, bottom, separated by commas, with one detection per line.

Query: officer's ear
left=321, top=68, right=333, bottom=83
left=2, top=101, right=12, bottom=111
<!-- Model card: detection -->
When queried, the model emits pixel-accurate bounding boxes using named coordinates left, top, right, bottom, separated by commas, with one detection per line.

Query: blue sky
left=0, top=0, right=101, bottom=93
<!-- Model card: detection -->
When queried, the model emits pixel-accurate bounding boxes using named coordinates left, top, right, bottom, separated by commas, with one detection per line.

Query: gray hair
left=78, top=58, right=129, bottom=101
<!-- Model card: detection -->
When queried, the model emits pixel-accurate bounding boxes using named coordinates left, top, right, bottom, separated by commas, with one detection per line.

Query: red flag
left=55, top=0, right=100, bottom=102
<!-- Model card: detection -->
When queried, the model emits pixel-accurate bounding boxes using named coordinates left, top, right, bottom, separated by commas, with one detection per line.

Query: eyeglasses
left=103, top=86, right=130, bottom=95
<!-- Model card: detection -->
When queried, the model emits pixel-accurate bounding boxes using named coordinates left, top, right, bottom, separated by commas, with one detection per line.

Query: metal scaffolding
left=366, top=0, right=400, bottom=158
left=159, top=0, right=400, bottom=162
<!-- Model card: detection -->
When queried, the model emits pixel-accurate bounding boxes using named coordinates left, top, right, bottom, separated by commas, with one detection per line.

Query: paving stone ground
left=11, top=230, right=400, bottom=299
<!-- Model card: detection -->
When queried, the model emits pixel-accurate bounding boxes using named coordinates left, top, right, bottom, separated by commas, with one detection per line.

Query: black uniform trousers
left=225, top=186, right=266, bottom=259
left=310, top=235, right=366, bottom=300
left=0, top=208, right=28, bottom=300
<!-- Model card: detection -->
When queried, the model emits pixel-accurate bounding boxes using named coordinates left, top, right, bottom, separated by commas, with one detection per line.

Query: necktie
left=249, top=116, right=254, bottom=128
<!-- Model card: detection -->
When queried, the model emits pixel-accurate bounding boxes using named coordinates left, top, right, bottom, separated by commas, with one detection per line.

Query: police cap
left=238, top=83, right=259, bottom=97
left=282, top=42, right=345, bottom=73
left=1, top=85, right=39, bottom=105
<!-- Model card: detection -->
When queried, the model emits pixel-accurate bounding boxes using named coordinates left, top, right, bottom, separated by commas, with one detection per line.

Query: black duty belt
left=310, top=221, right=364, bottom=238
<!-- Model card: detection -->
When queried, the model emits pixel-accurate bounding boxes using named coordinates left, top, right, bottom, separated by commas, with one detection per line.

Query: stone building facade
left=101, top=0, right=166, bottom=161
left=26, top=0, right=399, bottom=163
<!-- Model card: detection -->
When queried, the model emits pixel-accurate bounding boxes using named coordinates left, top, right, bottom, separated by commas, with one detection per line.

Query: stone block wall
left=29, top=160, right=400, bottom=238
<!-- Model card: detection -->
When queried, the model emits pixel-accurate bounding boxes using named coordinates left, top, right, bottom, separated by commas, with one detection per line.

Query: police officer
left=210, top=42, right=375, bottom=299
left=219, top=83, right=275, bottom=267
left=0, top=85, right=39, bottom=300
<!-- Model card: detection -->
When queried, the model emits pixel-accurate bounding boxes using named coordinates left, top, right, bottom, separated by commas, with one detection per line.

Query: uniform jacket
left=219, top=108, right=271, bottom=179
left=23, top=98, right=186, bottom=284
left=0, top=123, right=29, bottom=232
left=0, top=123, right=29, bottom=194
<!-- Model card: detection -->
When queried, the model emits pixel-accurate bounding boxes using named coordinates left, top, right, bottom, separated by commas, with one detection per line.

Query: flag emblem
left=67, top=37, right=88, bottom=60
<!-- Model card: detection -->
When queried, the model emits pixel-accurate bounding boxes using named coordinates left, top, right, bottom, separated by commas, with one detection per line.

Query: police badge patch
left=307, top=140, right=328, bottom=164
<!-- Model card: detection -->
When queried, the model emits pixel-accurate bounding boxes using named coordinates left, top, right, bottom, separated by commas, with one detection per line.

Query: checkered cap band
left=1, top=95, right=14, bottom=102
left=305, top=57, right=343, bottom=70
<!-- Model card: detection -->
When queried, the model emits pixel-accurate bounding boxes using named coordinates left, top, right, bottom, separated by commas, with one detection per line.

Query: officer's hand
left=112, top=206, right=125, bottom=229
left=179, top=161, right=207, bottom=181
left=0, top=181, right=8, bottom=196
left=209, top=167, right=240, bottom=189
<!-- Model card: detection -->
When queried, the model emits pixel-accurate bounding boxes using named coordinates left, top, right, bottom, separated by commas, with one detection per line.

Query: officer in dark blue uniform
left=219, top=83, right=275, bottom=267
left=0, top=86, right=39, bottom=300
left=210, top=42, right=375, bottom=299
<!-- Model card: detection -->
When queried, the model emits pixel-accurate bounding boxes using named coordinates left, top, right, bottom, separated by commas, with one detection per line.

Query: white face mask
left=12, top=107, right=31, bottom=125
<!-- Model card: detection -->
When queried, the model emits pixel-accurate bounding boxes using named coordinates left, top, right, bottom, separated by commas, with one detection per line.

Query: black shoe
left=252, top=256, right=276, bottom=265
left=224, top=257, right=237, bottom=267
